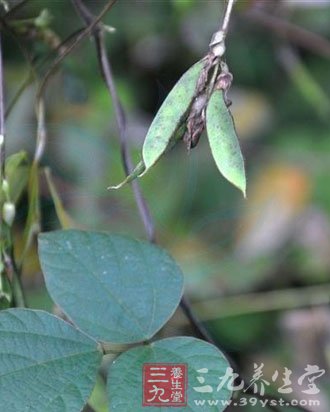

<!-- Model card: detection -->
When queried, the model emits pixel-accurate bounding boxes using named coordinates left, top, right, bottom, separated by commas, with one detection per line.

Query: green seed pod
left=206, top=89, right=246, bottom=197
left=142, top=61, right=203, bottom=171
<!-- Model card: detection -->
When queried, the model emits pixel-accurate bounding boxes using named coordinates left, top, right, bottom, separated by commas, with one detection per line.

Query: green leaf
left=142, top=61, right=202, bottom=170
left=38, top=230, right=184, bottom=343
left=206, top=90, right=246, bottom=197
left=107, top=337, right=232, bottom=412
left=0, top=309, right=102, bottom=412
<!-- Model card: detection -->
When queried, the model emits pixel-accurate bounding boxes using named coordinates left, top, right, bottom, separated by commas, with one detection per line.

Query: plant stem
left=220, top=0, right=236, bottom=35
left=72, top=0, right=155, bottom=241
left=245, top=7, right=330, bottom=59
left=3, top=0, right=30, bottom=19
left=0, top=32, right=5, bottom=265
left=0, top=33, right=5, bottom=181
left=5, top=27, right=84, bottom=118
left=95, top=33, right=156, bottom=241
left=2, top=241, right=26, bottom=307
left=175, top=284, right=330, bottom=323
left=36, top=0, right=117, bottom=105
left=0, top=33, right=26, bottom=307
left=208, top=0, right=236, bottom=71
left=34, top=99, right=46, bottom=163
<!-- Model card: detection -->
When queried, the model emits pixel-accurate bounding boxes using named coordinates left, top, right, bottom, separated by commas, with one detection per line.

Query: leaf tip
left=107, top=183, right=124, bottom=190
left=236, top=177, right=247, bottom=199
left=107, top=161, right=146, bottom=190
left=241, top=183, right=247, bottom=199
left=137, top=168, right=148, bottom=178
left=225, top=174, right=246, bottom=198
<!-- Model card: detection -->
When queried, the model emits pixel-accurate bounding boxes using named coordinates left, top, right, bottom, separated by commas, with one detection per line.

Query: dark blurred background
left=2, top=0, right=330, bottom=410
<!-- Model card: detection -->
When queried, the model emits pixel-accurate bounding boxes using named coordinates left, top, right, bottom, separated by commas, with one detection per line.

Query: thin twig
left=180, top=296, right=217, bottom=344
left=277, top=45, right=330, bottom=119
left=4, top=0, right=30, bottom=19
left=0, top=33, right=5, bottom=248
left=0, top=13, right=49, bottom=175
left=2, top=242, right=26, bottom=307
left=245, top=8, right=330, bottom=59
left=0, top=33, right=4, bottom=179
left=36, top=0, right=117, bottom=104
left=209, top=0, right=237, bottom=58
left=34, top=99, right=46, bottom=163
left=0, top=33, right=26, bottom=307
left=189, top=284, right=330, bottom=321
left=72, top=0, right=155, bottom=242
left=0, top=15, right=37, bottom=117
left=5, top=28, right=84, bottom=118
left=31, top=0, right=116, bottom=167
left=95, top=34, right=156, bottom=241
left=220, top=0, right=236, bottom=35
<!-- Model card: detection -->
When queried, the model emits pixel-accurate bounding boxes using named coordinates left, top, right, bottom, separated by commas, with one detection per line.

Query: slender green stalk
left=183, top=284, right=330, bottom=321
left=220, top=0, right=236, bottom=34
left=0, top=33, right=26, bottom=307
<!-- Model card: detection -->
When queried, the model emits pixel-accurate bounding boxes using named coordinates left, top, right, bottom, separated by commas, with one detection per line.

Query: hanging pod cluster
left=110, top=56, right=246, bottom=198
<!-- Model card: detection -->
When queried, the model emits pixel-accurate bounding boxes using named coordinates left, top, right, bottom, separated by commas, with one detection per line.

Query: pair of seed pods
left=110, top=59, right=246, bottom=197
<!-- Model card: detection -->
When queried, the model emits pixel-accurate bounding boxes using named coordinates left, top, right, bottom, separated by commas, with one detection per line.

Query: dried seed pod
left=206, top=89, right=246, bottom=197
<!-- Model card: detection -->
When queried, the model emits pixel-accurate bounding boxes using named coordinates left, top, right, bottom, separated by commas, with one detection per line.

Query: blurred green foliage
left=2, top=0, right=330, bottom=409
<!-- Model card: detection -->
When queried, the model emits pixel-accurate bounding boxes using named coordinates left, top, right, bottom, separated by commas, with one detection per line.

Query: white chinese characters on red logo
left=143, top=363, right=187, bottom=407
